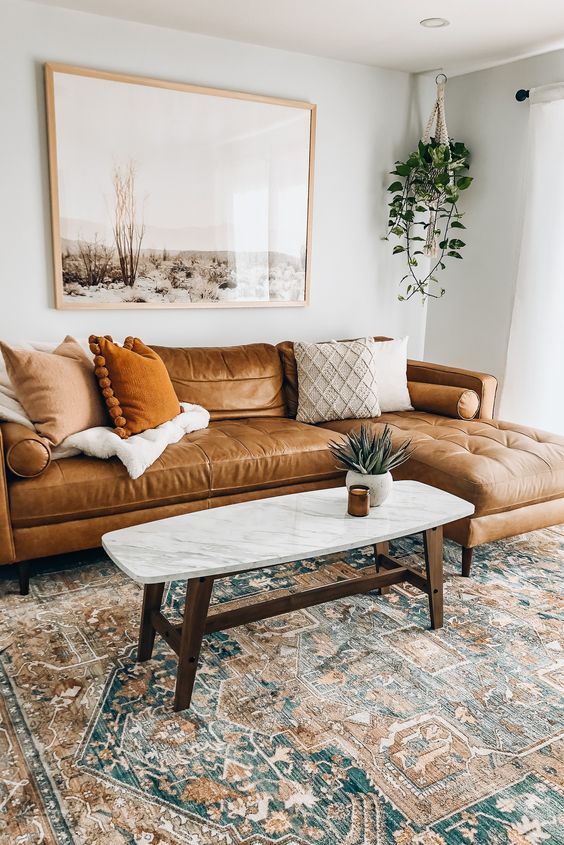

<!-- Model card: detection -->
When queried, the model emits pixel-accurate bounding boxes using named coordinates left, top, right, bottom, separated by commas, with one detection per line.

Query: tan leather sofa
left=2, top=340, right=564, bottom=595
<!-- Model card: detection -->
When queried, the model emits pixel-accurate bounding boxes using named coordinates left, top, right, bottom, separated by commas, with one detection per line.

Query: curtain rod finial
left=516, top=89, right=530, bottom=102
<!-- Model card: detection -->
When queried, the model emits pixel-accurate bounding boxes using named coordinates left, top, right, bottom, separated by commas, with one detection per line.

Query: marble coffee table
left=102, top=481, right=474, bottom=712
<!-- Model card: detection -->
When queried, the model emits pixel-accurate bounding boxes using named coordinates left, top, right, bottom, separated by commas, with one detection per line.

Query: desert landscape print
left=46, top=65, right=315, bottom=308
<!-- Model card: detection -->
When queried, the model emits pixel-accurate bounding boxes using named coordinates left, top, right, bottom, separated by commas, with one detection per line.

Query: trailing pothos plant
left=386, top=138, right=472, bottom=301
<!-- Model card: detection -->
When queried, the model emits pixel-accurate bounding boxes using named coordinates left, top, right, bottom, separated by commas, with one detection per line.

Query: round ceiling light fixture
left=420, top=17, right=450, bottom=28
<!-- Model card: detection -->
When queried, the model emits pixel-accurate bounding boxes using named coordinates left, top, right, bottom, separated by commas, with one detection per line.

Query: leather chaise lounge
left=2, top=339, right=564, bottom=594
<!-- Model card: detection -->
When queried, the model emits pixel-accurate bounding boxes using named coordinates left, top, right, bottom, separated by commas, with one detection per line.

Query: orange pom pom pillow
left=89, top=336, right=181, bottom=439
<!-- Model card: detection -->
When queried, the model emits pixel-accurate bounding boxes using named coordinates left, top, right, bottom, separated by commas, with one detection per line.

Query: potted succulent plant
left=329, top=424, right=413, bottom=507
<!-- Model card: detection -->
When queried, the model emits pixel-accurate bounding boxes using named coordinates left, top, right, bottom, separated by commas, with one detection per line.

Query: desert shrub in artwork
left=62, top=241, right=305, bottom=304
left=59, top=155, right=306, bottom=305
left=77, top=237, right=114, bottom=287
left=168, top=257, right=193, bottom=288
left=112, top=163, right=145, bottom=288
left=62, top=254, right=86, bottom=287
left=268, top=262, right=306, bottom=301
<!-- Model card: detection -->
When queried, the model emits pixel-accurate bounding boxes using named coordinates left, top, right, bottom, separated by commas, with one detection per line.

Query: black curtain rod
left=516, top=89, right=530, bottom=101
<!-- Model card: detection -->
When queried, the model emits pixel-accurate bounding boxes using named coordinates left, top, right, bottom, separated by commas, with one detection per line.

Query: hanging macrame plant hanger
left=386, top=72, right=471, bottom=301
left=422, top=73, right=449, bottom=257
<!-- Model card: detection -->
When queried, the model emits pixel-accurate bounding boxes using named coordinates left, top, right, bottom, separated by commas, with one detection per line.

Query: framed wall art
left=45, top=64, right=316, bottom=309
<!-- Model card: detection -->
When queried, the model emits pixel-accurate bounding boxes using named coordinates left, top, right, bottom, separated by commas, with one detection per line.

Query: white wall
left=423, top=48, right=564, bottom=388
left=0, top=0, right=426, bottom=354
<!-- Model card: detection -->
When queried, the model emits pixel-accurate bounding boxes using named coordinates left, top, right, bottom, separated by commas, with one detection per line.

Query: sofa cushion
left=152, top=343, right=286, bottom=421
left=9, top=435, right=211, bottom=528
left=9, top=418, right=343, bottom=527
left=319, top=412, right=564, bottom=516
left=197, top=418, right=344, bottom=495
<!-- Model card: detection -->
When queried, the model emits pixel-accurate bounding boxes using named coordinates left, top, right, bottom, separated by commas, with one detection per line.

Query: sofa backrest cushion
left=151, top=343, right=286, bottom=421
left=276, top=341, right=299, bottom=418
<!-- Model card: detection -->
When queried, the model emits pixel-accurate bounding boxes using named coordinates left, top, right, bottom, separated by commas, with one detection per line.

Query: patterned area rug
left=0, top=528, right=563, bottom=844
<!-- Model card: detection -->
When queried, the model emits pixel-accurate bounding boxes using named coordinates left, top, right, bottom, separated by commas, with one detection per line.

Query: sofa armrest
left=0, top=425, right=16, bottom=564
left=407, top=359, right=498, bottom=419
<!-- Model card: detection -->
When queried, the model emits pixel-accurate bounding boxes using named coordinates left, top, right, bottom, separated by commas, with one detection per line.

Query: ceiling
left=31, top=0, right=564, bottom=76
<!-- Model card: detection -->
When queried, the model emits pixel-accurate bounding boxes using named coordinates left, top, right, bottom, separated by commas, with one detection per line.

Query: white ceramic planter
left=346, top=470, right=393, bottom=507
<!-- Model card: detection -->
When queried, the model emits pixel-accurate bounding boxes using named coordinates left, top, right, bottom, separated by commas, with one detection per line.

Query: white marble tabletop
left=102, top=481, right=474, bottom=585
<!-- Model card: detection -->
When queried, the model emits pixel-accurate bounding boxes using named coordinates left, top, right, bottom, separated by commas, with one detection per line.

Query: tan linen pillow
left=0, top=336, right=107, bottom=446
left=295, top=339, right=381, bottom=424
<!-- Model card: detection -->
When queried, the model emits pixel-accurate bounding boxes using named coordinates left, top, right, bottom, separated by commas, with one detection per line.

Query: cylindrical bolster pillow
left=2, top=422, right=52, bottom=478
left=408, top=381, right=480, bottom=420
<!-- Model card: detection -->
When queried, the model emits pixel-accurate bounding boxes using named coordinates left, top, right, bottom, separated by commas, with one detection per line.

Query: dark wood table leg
left=137, top=582, right=165, bottom=662
left=174, top=576, right=214, bottom=712
left=374, top=541, right=390, bottom=594
left=423, top=526, right=443, bottom=630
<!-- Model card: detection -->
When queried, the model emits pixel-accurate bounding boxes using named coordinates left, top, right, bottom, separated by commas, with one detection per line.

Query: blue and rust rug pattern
left=0, top=528, right=563, bottom=843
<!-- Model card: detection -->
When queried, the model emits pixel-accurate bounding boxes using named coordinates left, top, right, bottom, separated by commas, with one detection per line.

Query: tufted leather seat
left=9, top=418, right=343, bottom=528
left=200, top=418, right=343, bottom=495
left=319, top=412, right=564, bottom=516
left=9, top=433, right=212, bottom=528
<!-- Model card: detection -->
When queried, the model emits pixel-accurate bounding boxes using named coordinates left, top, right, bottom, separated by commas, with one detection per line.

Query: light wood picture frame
left=45, top=63, right=316, bottom=310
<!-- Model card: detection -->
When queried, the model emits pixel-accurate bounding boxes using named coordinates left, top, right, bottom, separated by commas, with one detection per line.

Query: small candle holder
left=347, top=485, right=370, bottom=517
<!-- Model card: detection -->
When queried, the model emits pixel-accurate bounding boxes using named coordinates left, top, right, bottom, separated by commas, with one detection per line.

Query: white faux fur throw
left=62, top=403, right=210, bottom=479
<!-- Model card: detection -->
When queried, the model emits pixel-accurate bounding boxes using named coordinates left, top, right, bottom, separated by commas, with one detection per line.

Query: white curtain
left=499, top=84, right=564, bottom=433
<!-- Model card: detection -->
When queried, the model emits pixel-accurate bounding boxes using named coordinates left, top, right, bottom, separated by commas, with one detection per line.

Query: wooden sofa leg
left=18, top=561, right=30, bottom=596
left=461, top=547, right=473, bottom=578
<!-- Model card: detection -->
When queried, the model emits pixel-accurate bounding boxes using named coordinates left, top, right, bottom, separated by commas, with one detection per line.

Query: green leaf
left=387, top=181, right=403, bottom=193
left=447, top=250, right=463, bottom=259
left=449, top=238, right=466, bottom=249
left=395, top=164, right=411, bottom=177
left=457, top=176, right=473, bottom=190
left=393, top=245, right=405, bottom=254
left=451, top=220, right=466, bottom=229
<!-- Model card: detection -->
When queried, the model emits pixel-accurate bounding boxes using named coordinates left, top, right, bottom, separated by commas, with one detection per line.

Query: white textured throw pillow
left=295, top=339, right=381, bottom=423
left=372, top=336, right=413, bottom=413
